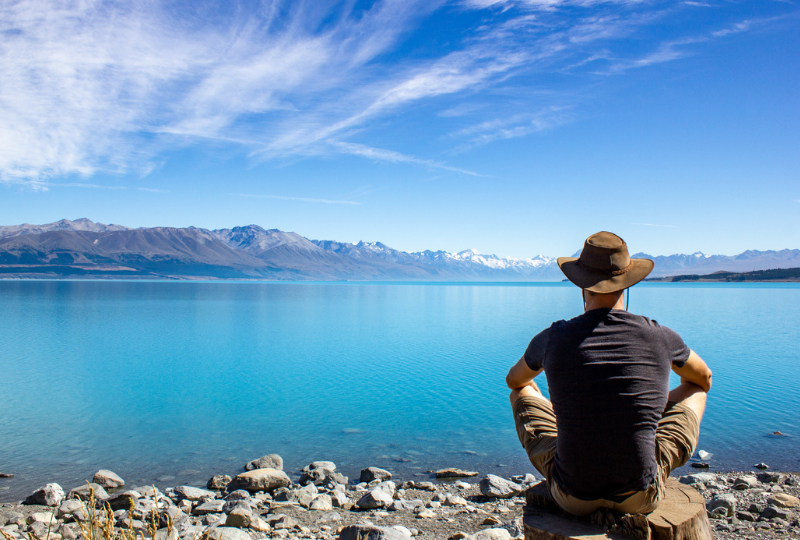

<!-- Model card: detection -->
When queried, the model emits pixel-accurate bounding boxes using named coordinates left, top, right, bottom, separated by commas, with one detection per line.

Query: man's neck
left=583, top=291, right=625, bottom=312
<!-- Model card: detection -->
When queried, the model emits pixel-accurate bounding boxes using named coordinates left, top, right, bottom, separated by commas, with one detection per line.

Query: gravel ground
left=1, top=464, right=798, bottom=540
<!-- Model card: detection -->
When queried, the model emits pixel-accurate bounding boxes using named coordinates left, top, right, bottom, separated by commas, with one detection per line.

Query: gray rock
left=309, top=494, right=333, bottom=511
left=106, top=491, right=139, bottom=511
left=302, top=461, right=337, bottom=474
left=374, top=480, right=397, bottom=496
left=388, top=499, right=423, bottom=512
left=225, top=507, right=253, bottom=529
left=267, top=514, right=298, bottom=530
left=316, top=511, right=342, bottom=523
left=736, top=511, right=757, bottom=522
left=357, top=488, right=394, bottom=510
left=707, top=493, right=736, bottom=517
left=444, top=493, right=469, bottom=506
left=330, top=490, right=350, bottom=508
left=338, top=523, right=410, bottom=540
left=435, top=468, right=478, bottom=479
left=227, top=468, right=290, bottom=493
left=225, top=490, right=252, bottom=502
left=244, top=454, right=283, bottom=472
left=708, top=507, right=728, bottom=520
left=757, top=472, right=784, bottom=484
left=360, top=467, right=392, bottom=483
left=470, top=529, right=512, bottom=540
left=207, top=475, right=231, bottom=490
left=222, top=500, right=252, bottom=515
left=192, top=500, right=224, bottom=516
left=61, top=523, right=81, bottom=540
left=205, top=527, right=252, bottom=540
left=761, top=505, right=792, bottom=520
left=754, top=462, right=769, bottom=469
left=25, top=483, right=65, bottom=507
left=274, top=484, right=318, bottom=507
left=28, top=512, right=58, bottom=526
left=767, top=493, right=800, bottom=508
left=500, top=518, right=524, bottom=538
left=413, top=481, right=437, bottom=491
left=734, top=476, right=758, bottom=490
left=93, top=470, right=125, bottom=489
left=174, top=486, right=216, bottom=501
left=68, top=483, right=109, bottom=502
left=679, top=473, right=716, bottom=485
left=0, top=511, right=24, bottom=527
left=479, top=475, right=522, bottom=499
left=58, top=500, right=84, bottom=518
left=28, top=521, right=49, bottom=538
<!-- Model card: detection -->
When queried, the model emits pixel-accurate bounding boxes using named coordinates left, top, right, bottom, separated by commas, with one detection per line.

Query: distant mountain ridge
left=0, top=218, right=798, bottom=281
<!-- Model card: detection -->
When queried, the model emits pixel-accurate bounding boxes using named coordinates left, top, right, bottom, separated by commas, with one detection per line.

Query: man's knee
left=509, top=381, right=544, bottom=406
left=669, top=382, right=707, bottom=422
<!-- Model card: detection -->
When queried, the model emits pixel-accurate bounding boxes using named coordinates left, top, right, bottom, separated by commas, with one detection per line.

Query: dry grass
left=0, top=485, right=184, bottom=540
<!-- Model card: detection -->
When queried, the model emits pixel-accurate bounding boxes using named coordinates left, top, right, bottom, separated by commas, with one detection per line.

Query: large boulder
left=357, top=488, right=394, bottom=510
left=245, top=454, right=283, bottom=471
left=479, top=475, right=521, bottom=499
left=25, top=484, right=65, bottom=507
left=93, top=470, right=125, bottom=489
left=227, top=468, right=290, bottom=493
left=338, top=523, right=410, bottom=540
left=360, top=467, right=392, bottom=483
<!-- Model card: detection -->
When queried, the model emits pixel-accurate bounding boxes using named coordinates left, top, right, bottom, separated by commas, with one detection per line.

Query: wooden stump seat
left=523, top=478, right=713, bottom=540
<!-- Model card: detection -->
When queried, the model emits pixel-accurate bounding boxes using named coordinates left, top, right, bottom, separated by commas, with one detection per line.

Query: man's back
left=524, top=308, right=690, bottom=500
left=506, top=231, right=711, bottom=516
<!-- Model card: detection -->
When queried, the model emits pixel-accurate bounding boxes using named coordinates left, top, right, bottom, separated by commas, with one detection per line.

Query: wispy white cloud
left=137, top=187, right=169, bottom=193
left=0, top=0, right=780, bottom=185
left=241, top=193, right=360, bottom=205
left=450, top=106, right=573, bottom=149
left=331, top=142, right=482, bottom=176
left=633, top=223, right=679, bottom=228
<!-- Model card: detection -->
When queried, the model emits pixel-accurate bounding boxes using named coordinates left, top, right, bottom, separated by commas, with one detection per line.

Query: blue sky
left=0, top=0, right=797, bottom=258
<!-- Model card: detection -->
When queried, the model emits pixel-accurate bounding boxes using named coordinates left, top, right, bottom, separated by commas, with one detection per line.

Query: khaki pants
left=512, top=395, right=700, bottom=516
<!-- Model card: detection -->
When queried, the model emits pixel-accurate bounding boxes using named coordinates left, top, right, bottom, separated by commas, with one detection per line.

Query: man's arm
left=671, top=350, right=712, bottom=393
left=506, top=356, right=543, bottom=390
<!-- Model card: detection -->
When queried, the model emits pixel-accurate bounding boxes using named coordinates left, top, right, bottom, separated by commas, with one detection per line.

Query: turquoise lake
left=0, top=280, right=798, bottom=501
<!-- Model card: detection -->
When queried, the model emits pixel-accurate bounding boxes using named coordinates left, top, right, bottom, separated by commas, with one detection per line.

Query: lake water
left=1, top=280, right=798, bottom=501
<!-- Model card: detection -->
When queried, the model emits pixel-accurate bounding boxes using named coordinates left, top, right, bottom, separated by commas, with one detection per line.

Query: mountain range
left=1, top=218, right=798, bottom=281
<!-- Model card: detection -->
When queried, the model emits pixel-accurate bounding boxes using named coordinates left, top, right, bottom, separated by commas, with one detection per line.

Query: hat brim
left=557, top=257, right=654, bottom=293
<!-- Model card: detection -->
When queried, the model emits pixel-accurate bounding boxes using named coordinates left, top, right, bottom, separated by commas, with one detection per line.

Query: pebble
left=435, top=468, right=478, bottom=479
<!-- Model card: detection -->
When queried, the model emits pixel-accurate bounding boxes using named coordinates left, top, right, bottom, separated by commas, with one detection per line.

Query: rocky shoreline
left=1, top=457, right=798, bottom=540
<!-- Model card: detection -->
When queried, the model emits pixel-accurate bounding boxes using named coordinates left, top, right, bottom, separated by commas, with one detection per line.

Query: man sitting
left=507, top=231, right=712, bottom=516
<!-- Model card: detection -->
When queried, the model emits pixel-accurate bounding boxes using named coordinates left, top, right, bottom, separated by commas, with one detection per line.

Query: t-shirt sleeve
left=523, top=327, right=550, bottom=371
left=661, top=326, right=691, bottom=367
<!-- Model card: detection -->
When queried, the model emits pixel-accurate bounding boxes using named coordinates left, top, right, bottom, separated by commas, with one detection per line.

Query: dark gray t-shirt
left=524, top=308, right=690, bottom=501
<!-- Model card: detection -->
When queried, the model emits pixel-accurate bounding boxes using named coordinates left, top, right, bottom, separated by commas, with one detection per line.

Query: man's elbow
left=703, top=369, right=712, bottom=393
left=505, top=371, right=517, bottom=390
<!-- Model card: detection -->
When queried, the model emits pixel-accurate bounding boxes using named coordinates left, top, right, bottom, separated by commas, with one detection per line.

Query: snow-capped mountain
left=0, top=219, right=798, bottom=280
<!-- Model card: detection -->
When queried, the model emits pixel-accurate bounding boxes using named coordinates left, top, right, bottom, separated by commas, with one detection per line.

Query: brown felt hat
left=557, top=231, right=654, bottom=293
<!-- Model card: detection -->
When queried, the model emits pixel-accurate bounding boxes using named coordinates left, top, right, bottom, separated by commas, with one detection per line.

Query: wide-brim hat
left=557, top=231, right=654, bottom=293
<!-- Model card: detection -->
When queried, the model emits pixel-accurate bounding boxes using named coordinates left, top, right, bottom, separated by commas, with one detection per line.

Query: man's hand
left=506, top=356, right=543, bottom=390
left=672, top=350, right=712, bottom=393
